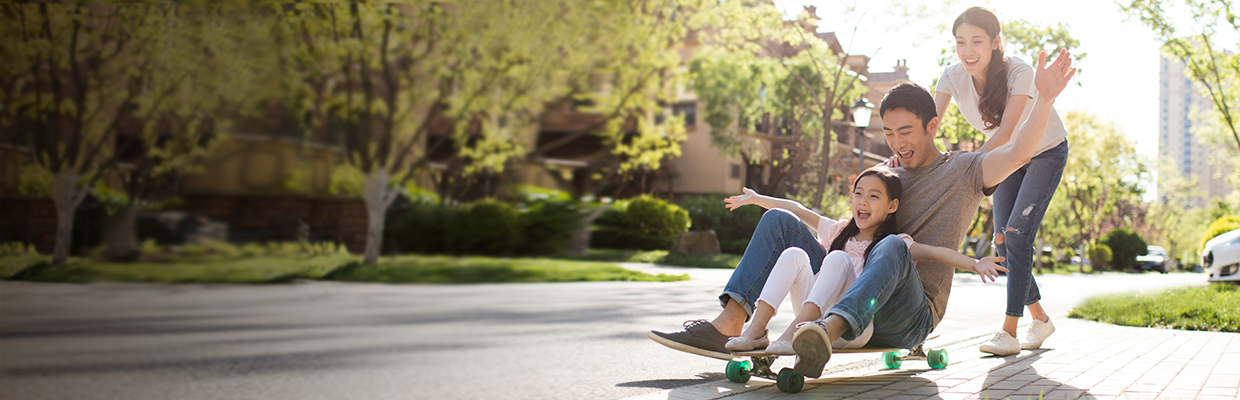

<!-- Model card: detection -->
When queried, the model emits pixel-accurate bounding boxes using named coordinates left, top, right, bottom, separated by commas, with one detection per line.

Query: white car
left=1202, top=228, right=1240, bottom=283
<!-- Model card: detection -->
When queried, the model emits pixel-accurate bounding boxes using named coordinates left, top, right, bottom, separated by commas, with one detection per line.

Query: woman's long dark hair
left=828, top=167, right=903, bottom=260
left=953, top=6, right=1008, bottom=131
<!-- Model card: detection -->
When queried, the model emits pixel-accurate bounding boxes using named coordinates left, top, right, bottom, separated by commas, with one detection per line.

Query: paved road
left=0, top=268, right=1206, bottom=400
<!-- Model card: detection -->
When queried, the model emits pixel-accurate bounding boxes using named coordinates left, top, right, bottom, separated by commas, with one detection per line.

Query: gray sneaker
left=792, top=321, right=833, bottom=378
left=647, top=319, right=732, bottom=360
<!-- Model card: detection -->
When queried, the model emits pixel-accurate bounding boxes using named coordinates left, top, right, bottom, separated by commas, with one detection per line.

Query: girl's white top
left=818, top=217, right=915, bottom=275
left=937, top=56, right=1069, bottom=156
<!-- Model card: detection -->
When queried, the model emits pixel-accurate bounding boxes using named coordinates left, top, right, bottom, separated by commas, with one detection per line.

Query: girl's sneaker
left=724, top=330, right=769, bottom=351
left=1021, top=318, right=1055, bottom=350
left=979, top=330, right=1019, bottom=356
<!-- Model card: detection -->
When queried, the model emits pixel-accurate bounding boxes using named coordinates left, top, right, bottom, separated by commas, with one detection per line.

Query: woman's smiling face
left=955, top=22, right=999, bottom=79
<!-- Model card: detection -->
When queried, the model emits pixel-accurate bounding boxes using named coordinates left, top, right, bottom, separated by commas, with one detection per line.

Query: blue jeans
left=722, top=210, right=932, bottom=348
left=992, top=139, right=1069, bottom=317
left=827, top=235, right=933, bottom=349
left=721, top=209, right=827, bottom=318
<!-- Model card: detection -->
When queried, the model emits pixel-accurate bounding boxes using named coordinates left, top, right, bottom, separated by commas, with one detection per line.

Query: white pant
left=756, top=248, right=875, bottom=349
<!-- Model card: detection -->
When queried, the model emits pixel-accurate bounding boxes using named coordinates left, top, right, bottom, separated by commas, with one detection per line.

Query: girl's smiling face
left=851, top=175, right=899, bottom=232
left=955, top=22, right=999, bottom=80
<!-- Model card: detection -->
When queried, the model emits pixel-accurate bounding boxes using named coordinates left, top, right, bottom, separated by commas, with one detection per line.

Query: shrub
left=675, top=195, right=763, bottom=254
left=592, top=195, right=691, bottom=250
left=1088, top=244, right=1112, bottom=271
left=384, top=190, right=588, bottom=256
left=1102, top=228, right=1148, bottom=271
left=1201, top=215, right=1240, bottom=250
left=446, top=199, right=522, bottom=256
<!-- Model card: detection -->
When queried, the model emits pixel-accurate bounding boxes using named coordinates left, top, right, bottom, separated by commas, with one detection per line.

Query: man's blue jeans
left=721, top=210, right=932, bottom=348
left=721, top=209, right=826, bottom=318
left=993, top=139, right=1069, bottom=318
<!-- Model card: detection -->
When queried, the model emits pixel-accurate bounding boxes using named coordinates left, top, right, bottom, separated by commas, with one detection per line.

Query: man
left=650, top=49, right=1076, bottom=378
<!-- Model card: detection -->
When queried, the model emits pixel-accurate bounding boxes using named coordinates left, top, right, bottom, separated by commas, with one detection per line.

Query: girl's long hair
left=829, top=167, right=903, bottom=260
left=954, top=6, right=1008, bottom=131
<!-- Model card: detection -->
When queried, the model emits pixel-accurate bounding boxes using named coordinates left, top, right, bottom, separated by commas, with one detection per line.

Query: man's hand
left=1035, top=48, right=1076, bottom=101
left=724, top=187, right=760, bottom=211
left=974, top=256, right=1008, bottom=283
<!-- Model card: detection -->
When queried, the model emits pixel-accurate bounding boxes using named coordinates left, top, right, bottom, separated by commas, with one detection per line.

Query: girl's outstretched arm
left=909, top=242, right=1008, bottom=283
left=723, top=187, right=826, bottom=229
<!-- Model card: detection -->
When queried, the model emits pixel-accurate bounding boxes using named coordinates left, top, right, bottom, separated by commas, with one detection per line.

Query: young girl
left=721, top=167, right=1007, bottom=355
left=938, top=7, right=1070, bottom=356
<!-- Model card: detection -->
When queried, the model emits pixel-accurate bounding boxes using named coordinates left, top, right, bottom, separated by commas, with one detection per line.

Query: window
left=730, top=163, right=741, bottom=179
left=673, top=102, right=697, bottom=127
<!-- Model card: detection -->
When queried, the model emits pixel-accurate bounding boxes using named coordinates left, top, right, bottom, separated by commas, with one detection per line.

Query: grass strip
left=564, top=249, right=743, bottom=269
left=1, top=254, right=686, bottom=284
left=325, top=255, right=687, bottom=283
left=1069, top=283, right=1240, bottom=332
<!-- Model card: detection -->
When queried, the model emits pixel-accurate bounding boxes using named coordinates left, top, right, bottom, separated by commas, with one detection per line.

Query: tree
left=1102, top=228, right=1149, bottom=271
left=691, top=4, right=865, bottom=206
left=2, top=4, right=260, bottom=264
left=1121, top=0, right=1240, bottom=155
left=1041, top=111, right=1148, bottom=269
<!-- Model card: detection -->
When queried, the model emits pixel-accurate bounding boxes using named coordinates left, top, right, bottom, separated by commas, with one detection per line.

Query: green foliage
left=1088, top=244, right=1113, bottom=271
left=1041, top=111, right=1148, bottom=251
left=592, top=195, right=691, bottom=251
left=1202, top=215, right=1240, bottom=249
left=384, top=194, right=586, bottom=256
left=1102, top=228, right=1148, bottom=271
left=1070, top=284, right=1240, bottom=332
left=675, top=195, right=763, bottom=254
left=1120, top=0, right=1240, bottom=156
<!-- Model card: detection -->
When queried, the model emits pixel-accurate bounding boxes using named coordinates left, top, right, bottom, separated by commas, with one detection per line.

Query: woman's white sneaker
left=979, top=330, right=1020, bottom=356
left=1021, top=318, right=1055, bottom=350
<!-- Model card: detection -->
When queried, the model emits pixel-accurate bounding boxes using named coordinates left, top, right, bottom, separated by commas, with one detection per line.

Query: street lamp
left=852, top=97, right=874, bottom=175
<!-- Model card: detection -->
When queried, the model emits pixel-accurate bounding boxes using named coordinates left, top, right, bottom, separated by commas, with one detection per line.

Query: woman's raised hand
left=1035, top=48, right=1076, bottom=101
left=723, top=187, right=759, bottom=211
left=974, top=256, right=1008, bottom=283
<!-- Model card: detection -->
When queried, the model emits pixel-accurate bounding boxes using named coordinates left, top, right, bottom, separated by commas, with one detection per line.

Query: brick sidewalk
left=626, top=318, right=1239, bottom=399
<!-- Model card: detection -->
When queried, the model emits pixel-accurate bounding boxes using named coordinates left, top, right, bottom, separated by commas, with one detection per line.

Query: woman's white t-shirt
left=937, top=56, right=1068, bottom=156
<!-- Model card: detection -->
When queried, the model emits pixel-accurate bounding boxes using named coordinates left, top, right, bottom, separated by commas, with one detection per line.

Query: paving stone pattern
left=627, top=318, right=1239, bottom=400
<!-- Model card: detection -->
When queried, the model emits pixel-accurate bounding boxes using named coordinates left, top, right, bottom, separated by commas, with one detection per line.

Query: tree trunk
left=566, top=204, right=611, bottom=256
left=362, top=169, right=397, bottom=265
left=51, top=170, right=87, bottom=265
left=811, top=128, right=831, bottom=209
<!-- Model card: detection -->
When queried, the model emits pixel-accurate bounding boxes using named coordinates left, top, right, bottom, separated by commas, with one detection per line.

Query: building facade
left=1159, top=54, right=1234, bottom=207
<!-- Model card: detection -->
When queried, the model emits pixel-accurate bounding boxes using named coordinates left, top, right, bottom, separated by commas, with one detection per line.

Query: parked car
left=1136, top=245, right=1168, bottom=274
left=1202, top=228, right=1240, bottom=283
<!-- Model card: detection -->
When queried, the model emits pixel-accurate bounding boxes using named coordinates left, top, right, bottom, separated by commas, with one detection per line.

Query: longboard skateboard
left=648, top=331, right=945, bottom=394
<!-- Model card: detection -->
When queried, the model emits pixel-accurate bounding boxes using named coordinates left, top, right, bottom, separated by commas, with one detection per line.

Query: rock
left=670, top=230, right=721, bottom=255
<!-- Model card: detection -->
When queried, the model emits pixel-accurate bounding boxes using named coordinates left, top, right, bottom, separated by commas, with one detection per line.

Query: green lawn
left=565, top=249, right=743, bottom=269
left=1, top=253, right=687, bottom=284
left=1069, top=283, right=1240, bottom=332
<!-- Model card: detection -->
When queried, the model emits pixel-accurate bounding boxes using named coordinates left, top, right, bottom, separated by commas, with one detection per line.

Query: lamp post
left=852, top=97, right=874, bottom=175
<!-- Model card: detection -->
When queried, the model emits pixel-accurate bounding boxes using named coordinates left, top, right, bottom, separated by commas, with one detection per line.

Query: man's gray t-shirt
left=894, top=151, right=994, bottom=329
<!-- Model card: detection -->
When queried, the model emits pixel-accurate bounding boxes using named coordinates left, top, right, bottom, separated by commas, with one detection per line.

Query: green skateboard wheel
left=776, top=367, right=804, bottom=393
left=928, top=349, right=949, bottom=369
left=882, top=350, right=902, bottom=369
left=725, top=359, right=752, bottom=383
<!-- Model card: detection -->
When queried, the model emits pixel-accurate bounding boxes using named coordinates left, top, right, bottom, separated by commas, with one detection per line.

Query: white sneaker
left=1021, top=318, right=1055, bottom=350
left=979, top=330, right=1020, bottom=356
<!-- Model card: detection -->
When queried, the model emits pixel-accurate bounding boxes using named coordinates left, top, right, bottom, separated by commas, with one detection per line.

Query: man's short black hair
left=880, top=82, right=938, bottom=128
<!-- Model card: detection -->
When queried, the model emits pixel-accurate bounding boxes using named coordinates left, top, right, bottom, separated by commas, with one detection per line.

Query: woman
left=937, top=7, right=1070, bottom=356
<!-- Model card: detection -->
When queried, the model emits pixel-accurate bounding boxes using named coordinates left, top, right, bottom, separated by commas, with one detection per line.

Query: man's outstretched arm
left=981, top=48, right=1076, bottom=189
